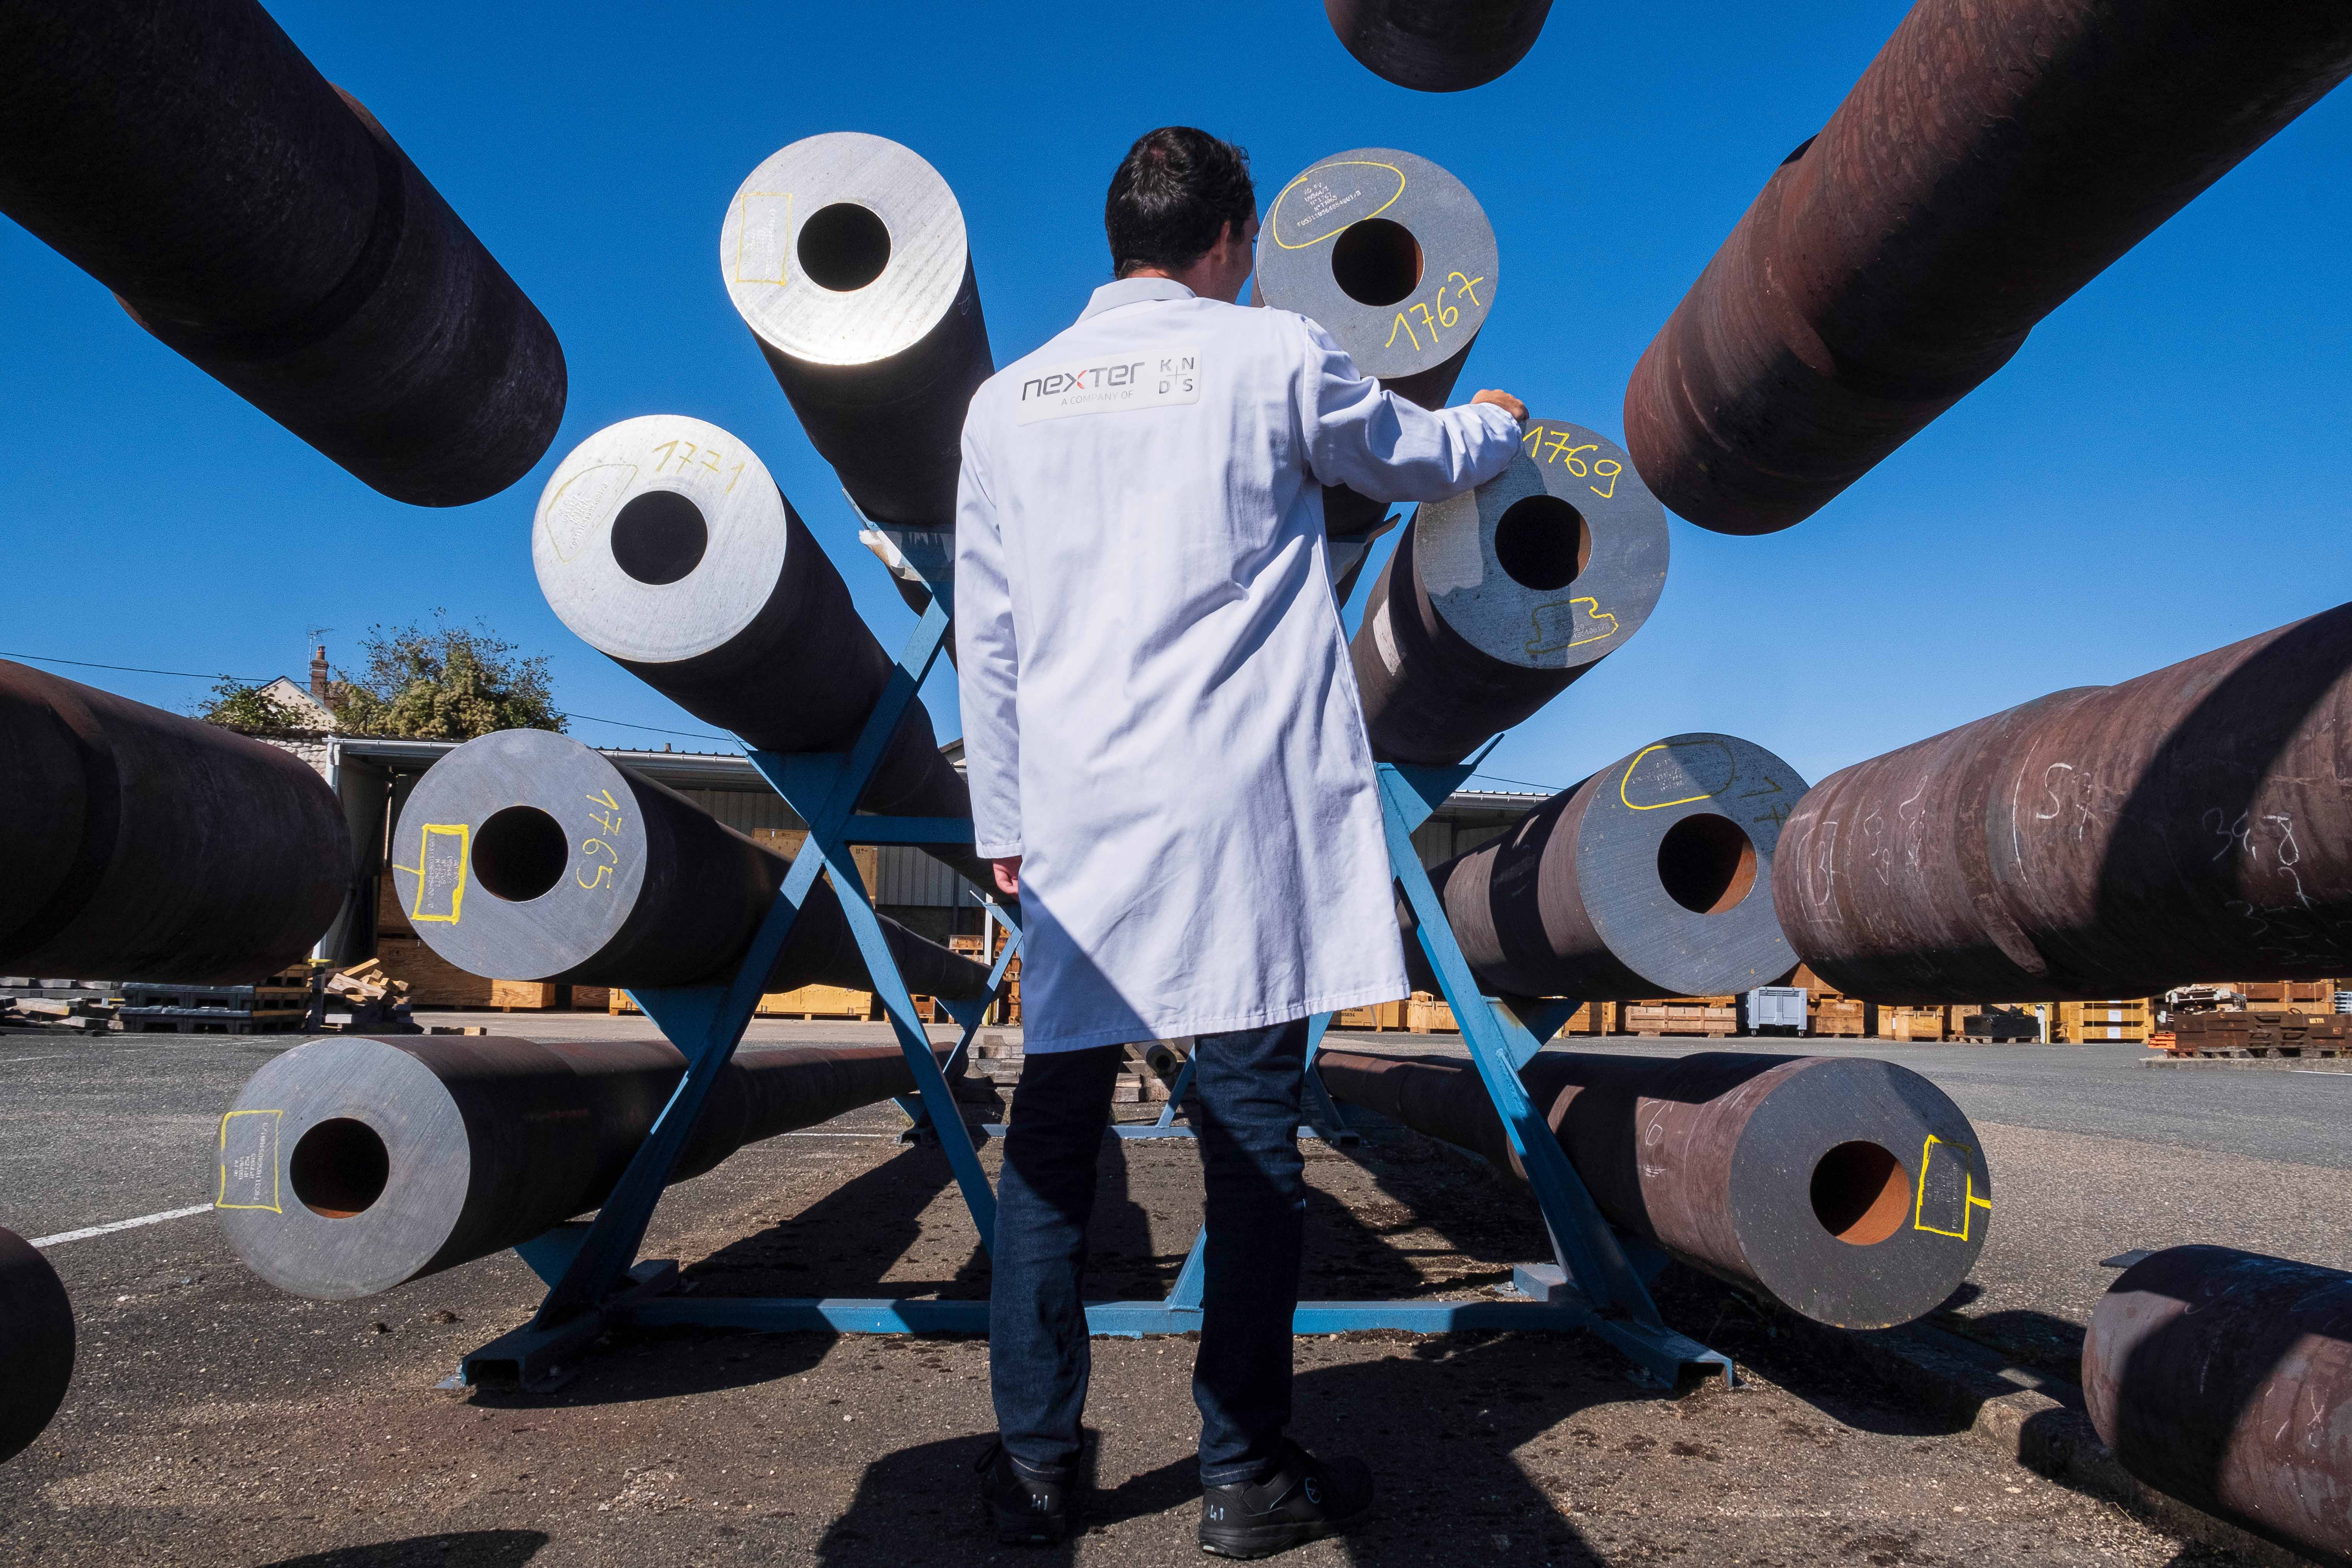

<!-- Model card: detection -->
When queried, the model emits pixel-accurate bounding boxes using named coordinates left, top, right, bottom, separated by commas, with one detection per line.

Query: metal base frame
left=458, top=541, right=1731, bottom=1394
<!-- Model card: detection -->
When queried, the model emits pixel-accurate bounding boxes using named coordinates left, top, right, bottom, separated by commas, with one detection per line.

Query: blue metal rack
left=458, top=540, right=1732, bottom=1393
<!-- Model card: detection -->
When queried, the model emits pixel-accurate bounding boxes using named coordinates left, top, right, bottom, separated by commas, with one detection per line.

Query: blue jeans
left=989, top=1018, right=1308, bottom=1487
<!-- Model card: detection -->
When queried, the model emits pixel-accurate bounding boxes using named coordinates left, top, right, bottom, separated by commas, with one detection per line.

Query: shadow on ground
left=254, top=1531, right=548, bottom=1568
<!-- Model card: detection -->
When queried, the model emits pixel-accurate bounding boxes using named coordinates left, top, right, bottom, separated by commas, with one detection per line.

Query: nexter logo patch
left=1015, top=349, right=1202, bottom=424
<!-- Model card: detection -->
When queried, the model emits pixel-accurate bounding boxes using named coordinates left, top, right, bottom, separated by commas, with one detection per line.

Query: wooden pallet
left=1623, top=1003, right=1736, bottom=1038
left=1334, top=1000, right=1406, bottom=1030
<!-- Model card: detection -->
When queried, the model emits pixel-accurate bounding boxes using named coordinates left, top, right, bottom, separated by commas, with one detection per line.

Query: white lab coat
left=954, top=277, right=1520, bottom=1051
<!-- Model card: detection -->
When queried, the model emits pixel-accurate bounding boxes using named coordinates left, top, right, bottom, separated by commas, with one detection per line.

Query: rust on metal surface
left=1774, top=603, right=2352, bottom=1000
left=2085, top=1245, right=2352, bottom=1566
left=0, top=661, right=351, bottom=983
left=0, top=0, right=566, bottom=505
left=1315, top=1048, right=1989, bottom=1328
left=1623, top=0, right=2352, bottom=534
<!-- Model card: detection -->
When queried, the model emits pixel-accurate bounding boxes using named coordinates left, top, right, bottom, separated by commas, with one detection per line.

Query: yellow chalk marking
left=216, top=1109, right=283, bottom=1214
left=393, top=823, right=469, bottom=924
left=1525, top=597, right=1618, bottom=660
left=1912, top=1134, right=1993, bottom=1239
left=1270, top=161, right=1406, bottom=250
left=732, top=190, right=792, bottom=284
left=1620, top=739, right=1737, bottom=810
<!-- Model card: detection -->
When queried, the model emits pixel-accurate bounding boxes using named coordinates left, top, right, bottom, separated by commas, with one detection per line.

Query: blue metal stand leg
left=460, top=538, right=1726, bottom=1394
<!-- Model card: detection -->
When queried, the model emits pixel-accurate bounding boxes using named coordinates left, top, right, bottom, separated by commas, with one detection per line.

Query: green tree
left=194, top=675, right=311, bottom=732
left=329, top=612, right=566, bottom=741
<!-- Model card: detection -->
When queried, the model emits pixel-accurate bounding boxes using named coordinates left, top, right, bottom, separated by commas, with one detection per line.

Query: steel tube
left=1406, top=734, right=1806, bottom=1000
left=0, top=662, right=351, bottom=983
left=720, top=133, right=993, bottom=535
left=0, top=0, right=565, bottom=506
left=1351, top=418, right=1667, bottom=764
left=215, top=1035, right=937, bottom=1299
left=1316, top=1048, right=1989, bottom=1328
left=389, top=728, right=991, bottom=1000
left=1254, top=147, right=1499, bottom=537
left=1324, top=0, right=1553, bottom=92
left=0, top=1226, right=74, bottom=1463
left=534, top=414, right=986, bottom=886
left=1774, top=603, right=2352, bottom=1001
left=1623, top=0, right=2352, bottom=535
left=2085, top=1245, right=2352, bottom=1566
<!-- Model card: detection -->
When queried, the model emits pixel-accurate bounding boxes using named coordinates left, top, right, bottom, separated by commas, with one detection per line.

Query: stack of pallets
left=119, top=964, right=311, bottom=1034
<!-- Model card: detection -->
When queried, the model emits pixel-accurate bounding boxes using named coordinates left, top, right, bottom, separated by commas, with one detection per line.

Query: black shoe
left=1198, top=1441, right=1374, bottom=1558
left=976, top=1439, right=1070, bottom=1546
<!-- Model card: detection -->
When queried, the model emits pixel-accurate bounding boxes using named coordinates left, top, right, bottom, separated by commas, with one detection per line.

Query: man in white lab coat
left=956, top=127, right=1524, bottom=1556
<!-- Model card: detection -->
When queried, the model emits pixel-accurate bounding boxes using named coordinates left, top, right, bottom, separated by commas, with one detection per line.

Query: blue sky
left=4, top=0, right=2346, bottom=798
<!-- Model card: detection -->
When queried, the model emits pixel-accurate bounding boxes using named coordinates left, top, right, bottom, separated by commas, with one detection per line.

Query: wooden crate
left=1406, top=993, right=1458, bottom=1033
left=1884, top=1005, right=1949, bottom=1043
left=1623, top=1003, right=1736, bottom=1038
left=1558, top=1000, right=1614, bottom=1037
left=749, top=831, right=879, bottom=902
left=371, top=936, right=493, bottom=1008
left=755, top=983, right=872, bottom=1020
left=1812, top=999, right=1867, bottom=1038
left=610, top=989, right=639, bottom=1015
left=491, top=980, right=570, bottom=1011
left=2056, top=998, right=2151, bottom=1044
left=1334, top=999, right=1406, bottom=1030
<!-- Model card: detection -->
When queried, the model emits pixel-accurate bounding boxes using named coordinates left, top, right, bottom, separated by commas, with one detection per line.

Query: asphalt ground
left=0, top=1025, right=2319, bottom=1566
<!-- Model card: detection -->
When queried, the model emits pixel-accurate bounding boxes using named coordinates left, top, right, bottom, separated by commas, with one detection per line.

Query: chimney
left=309, top=645, right=330, bottom=703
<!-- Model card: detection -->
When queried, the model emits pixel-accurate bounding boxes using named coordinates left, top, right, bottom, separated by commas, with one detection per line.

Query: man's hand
left=993, top=855, right=1022, bottom=897
left=1471, top=389, right=1528, bottom=424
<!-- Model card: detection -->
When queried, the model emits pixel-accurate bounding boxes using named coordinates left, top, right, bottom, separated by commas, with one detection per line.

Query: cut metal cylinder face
left=0, top=1225, right=74, bottom=1463
left=0, top=4, right=565, bottom=506
left=0, top=661, right=351, bottom=983
left=1314, top=1049, right=1989, bottom=1328
left=389, top=728, right=990, bottom=999
left=1255, top=143, right=1498, bottom=550
left=213, top=1035, right=934, bottom=1299
left=1324, top=0, right=1555, bottom=92
left=1354, top=419, right=1668, bottom=765
left=532, top=415, right=980, bottom=849
left=2085, top=1245, right=2352, bottom=1566
left=1255, top=147, right=1498, bottom=412
left=720, top=132, right=994, bottom=530
left=1774, top=602, right=2352, bottom=1000
left=1412, top=733, right=1805, bottom=1000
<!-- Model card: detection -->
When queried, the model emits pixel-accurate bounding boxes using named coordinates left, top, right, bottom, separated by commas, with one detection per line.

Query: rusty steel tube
left=215, top=1035, right=940, bottom=1299
left=0, top=0, right=566, bottom=506
left=0, top=1226, right=74, bottom=1463
left=2085, top=1246, right=2352, bottom=1565
left=1774, top=602, right=2352, bottom=1001
left=1623, top=0, right=2352, bottom=535
left=1316, top=1048, right=1989, bottom=1328
left=389, top=729, right=991, bottom=1000
left=0, top=662, right=351, bottom=983
left=1324, top=0, right=1553, bottom=92
left=1351, top=418, right=1668, bottom=764
left=1405, top=734, right=1806, bottom=1000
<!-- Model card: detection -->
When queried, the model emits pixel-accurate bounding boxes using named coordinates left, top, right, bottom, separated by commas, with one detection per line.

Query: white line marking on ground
left=31, top=1204, right=213, bottom=1249
left=782, top=1132, right=896, bottom=1138
left=0, top=1054, right=70, bottom=1064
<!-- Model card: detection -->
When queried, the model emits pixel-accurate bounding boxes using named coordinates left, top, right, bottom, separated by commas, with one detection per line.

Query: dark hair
left=1105, top=128, right=1255, bottom=280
